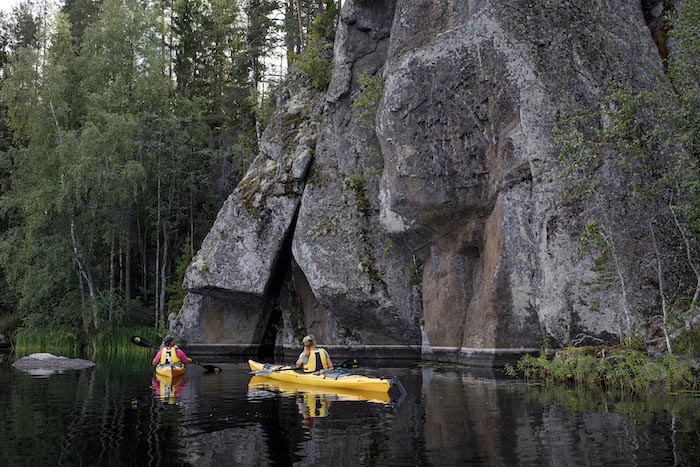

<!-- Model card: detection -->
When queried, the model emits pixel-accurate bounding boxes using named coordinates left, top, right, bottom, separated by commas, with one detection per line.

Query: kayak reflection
left=152, top=372, right=186, bottom=404
left=248, top=375, right=392, bottom=418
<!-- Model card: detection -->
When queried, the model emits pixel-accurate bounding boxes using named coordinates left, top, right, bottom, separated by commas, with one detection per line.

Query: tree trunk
left=295, top=0, right=304, bottom=49
left=159, top=231, right=169, bottom=329
left=669, top=200, right=700, bottom=314
left=649, top=220, right=672, bottom=354
left=599, top=222, right=633, bottom=341
left=70, top=209, right=99, bottom=330
left=155, top=171, right=161, bottom=327
left=125, top=207, right=132, bottom=301
left=136, top=210, right=148, bottom=303
left=75, top=263, right=90, bottom=334
left=109, top=232, right=115, bottom=323
left=190, top=189, right=194, bottom=258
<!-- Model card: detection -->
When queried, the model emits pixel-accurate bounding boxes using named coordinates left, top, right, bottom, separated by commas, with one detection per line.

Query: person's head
left=302, top=335, right=315, bottom=349
left=163, top=337, right=175, bottom=347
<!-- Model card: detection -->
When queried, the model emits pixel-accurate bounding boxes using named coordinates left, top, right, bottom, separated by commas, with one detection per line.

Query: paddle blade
left=201, top=364, right=222, bottom=373
left=130, top=336, right=154, bottom=348
left=338, top=358, right=359, bottom=369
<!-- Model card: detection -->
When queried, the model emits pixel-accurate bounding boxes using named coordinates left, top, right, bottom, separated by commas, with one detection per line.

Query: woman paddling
left=296, top=335, right=334, bottom=372
left=152, top=337, right=192, bottom=367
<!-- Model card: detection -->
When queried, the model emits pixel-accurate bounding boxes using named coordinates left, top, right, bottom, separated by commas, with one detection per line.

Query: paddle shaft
left=130, top=336, right=221, bottom=373
left=252, top=358, right=358, bottom=376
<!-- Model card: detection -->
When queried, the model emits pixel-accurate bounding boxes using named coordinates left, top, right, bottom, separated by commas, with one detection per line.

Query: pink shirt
left=153, top=347, right=190, bottom=365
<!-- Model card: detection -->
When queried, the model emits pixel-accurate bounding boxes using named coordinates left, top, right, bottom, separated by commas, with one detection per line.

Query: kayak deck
left=248, top=359, right=395, bottom=393
left=155, top=363, right=185, bottom=379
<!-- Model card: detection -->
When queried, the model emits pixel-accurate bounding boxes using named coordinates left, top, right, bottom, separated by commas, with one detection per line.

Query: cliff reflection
left=418, top=364, right=700, bottom=466
left=154, top=363, right=700, bottom=466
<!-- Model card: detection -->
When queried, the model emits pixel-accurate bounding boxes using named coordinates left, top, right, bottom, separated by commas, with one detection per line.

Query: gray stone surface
left=376, top=0, right=665, bottom=352
left=172, top=0, right=675, bottom=362
left=292, top=0, right=422, bottom=346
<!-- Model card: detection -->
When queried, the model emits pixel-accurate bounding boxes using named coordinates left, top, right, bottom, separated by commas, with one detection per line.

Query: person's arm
left=325, top=350, right=333, bottom=370
left=296, top=349, right=308, bottom=368
left=152, top=349, right=162, bottom=366
left=176, top=348, right=192, bottom=364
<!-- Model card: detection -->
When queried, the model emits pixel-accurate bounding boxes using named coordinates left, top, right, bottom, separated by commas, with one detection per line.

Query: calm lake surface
left=1, top=352, right=700, bottom=466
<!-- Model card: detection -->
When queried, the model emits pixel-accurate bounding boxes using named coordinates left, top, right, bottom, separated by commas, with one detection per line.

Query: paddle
left=250, top=357, right=359, bottom=376
left=130, top=336, right=221, bottom=373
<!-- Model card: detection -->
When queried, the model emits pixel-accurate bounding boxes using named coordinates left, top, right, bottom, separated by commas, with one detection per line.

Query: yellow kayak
left=155, top=371, right=184, bottom=387
left=155, top=363, right=185, bottom=379
left=248, top=359, right=397, bottom=394
left=248, top=376, right=391, bottom=404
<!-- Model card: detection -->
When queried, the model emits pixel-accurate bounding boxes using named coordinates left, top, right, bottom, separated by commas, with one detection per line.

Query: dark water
left=2, top=352, right=700, bottom=466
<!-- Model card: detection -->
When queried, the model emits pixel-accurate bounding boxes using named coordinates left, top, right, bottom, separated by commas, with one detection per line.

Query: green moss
left=347, top=173, right=370, bottom=216
left=383, top=238, right=395, bottom=255
left=507, top=346, right=700, bottom=395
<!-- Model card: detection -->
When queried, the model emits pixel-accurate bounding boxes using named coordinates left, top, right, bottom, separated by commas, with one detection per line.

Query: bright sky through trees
left=0, top=0, right=20, bottom=13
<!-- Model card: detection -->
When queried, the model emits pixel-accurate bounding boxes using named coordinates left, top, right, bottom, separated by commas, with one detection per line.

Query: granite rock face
left=173, top=0, right=672, bottom=361
left=375, top=0, right=666, bottom=356
left=291, top=0, right=422, bottom=346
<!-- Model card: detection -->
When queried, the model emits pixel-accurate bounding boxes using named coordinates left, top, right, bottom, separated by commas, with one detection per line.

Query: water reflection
left=1, top=357, right=700, bottom=466
left=248, top=375, right=393, bottom=405
left=152, top=373, right=187, bottom=404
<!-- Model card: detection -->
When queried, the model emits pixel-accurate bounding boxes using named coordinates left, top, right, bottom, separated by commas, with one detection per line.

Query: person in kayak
left=296, top=334, right=334, bottom=372
left=152, top=337, right=192, bottom=366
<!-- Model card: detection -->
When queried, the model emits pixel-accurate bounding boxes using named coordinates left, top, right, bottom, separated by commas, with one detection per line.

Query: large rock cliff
left=171, top=0, right=673, bottom=363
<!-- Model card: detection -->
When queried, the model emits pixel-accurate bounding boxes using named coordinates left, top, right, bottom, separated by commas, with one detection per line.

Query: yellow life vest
left=160, top=345, right=182, bottom=365
left=302, top=393, right=328, bottom=418
left=158, top=380, right=177, bottom=404
left=303, top=348, right=330, bottom=372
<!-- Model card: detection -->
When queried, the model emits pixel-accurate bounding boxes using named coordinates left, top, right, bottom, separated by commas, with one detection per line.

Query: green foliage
left=554, top=2, right=700, bottom=350
left=297, top=39, right=333, bottom=90
left=310, top=0, right=340, bottom=43
left=352, top=72, right=384, bottom=127
left=166, top=237, right=193, bottom=315
left=673, top=327, right=700, bottom=357
left=88, top=326, right=164, bottom=359
left=0, top=0, right=274, bottom=337
left=553, top=112, right=602, bottom=203
left=510, top=347, right=700, bottom=395
left=13, top=327, right=82, bottom=357
left=297, top=1, right=339, bottom=90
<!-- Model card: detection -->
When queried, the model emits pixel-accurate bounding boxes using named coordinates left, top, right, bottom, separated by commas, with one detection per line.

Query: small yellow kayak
left=155, top=363, right=185, bottom=379
left=248, top=376, right=391, bottom=404
left=248, top=360, right=400, bottom=394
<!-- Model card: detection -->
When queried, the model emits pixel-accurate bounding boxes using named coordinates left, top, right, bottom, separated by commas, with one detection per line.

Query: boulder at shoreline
left=12, top=353, right=95, bottom=374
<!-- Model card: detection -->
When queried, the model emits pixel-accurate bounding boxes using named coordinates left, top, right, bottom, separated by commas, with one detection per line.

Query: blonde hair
left=302, top=335, right=315, bottom=347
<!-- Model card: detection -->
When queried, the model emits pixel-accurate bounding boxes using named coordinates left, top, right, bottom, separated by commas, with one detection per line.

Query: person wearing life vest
left=152, top=337, right=192, bottom=367
left=295, top=335, right=333, bottom=372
